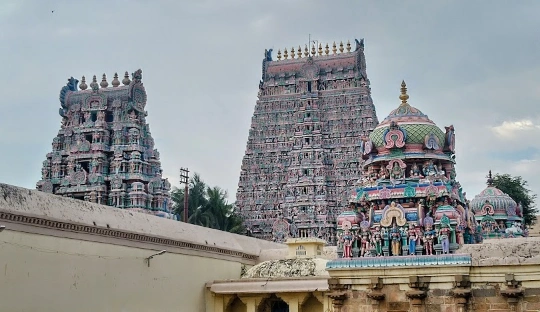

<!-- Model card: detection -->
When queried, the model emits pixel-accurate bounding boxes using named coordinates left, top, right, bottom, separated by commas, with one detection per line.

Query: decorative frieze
left=0, top=211, right=256, bottom=261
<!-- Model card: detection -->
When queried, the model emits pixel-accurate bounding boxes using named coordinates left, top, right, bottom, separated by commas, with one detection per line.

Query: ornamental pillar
left=451, top=275, right=471, bottom=312
left=277, top=293, right=309, bottom=312
left=328, top=278, right=349, bottom=312
left=500, top=274, right=524, bottom=311
left=238, top=295, right=269, bottom=312
left=366, top=277, right=385, bottom=312
left=405, top=276, right=430, bottom=312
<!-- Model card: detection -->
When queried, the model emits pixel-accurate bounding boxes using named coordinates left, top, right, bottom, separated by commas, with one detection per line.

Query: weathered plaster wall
left=460, top=237, right=540, bottom=265
left=333, top=286, right=540, bottom=312
left=0, top=183, right=285, bottom=257
left=0, top=228, right=242, bottom=312
left=0, top=183, right=287, bottom=312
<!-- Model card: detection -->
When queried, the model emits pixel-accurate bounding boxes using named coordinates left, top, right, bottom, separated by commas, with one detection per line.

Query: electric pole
left=179, top=168, right=190, bottom=223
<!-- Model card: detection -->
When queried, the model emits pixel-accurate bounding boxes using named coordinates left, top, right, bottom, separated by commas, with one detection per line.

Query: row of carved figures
left=339, top=221, right=459, bottom=258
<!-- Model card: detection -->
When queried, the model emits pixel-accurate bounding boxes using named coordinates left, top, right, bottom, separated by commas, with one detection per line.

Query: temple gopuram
left=334, top=81, right=478, bottom=261
left=236, top=39, right=379, bottom=244
left=36, top=70, right=172, bottom=218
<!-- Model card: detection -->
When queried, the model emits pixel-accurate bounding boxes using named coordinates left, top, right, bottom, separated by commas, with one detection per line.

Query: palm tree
left=171, top=173, right=245, bottom=234
left=171, top=173, right=207, bottom=221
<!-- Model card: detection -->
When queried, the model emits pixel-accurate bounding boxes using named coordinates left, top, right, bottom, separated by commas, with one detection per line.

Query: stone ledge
left=0, top=183, right=286, bottom=260
left=0, top=210, right=257, bottom=261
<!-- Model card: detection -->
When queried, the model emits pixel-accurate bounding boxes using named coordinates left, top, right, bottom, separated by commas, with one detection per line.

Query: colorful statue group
left=338, top=208, right=458, bottom=258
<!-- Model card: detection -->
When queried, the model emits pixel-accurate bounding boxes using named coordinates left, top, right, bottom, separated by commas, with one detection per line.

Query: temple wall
left=0, top=229, right=243, bottom=312
left=327, top=247, right=540, bottom=312
left=0, top=183, right=285, bottom=312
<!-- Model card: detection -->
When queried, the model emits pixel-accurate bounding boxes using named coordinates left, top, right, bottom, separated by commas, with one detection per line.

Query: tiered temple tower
left=236, top=39, right=379, bottom=244
left=36, top=70, right=172, bottom=218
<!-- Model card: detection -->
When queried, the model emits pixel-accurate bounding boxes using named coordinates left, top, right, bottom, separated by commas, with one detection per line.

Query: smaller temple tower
left=36, top=70, right=172, bottom=218
left=336, top=81, right=476, bottom=259
left=470, top=170, right=524, bottom=239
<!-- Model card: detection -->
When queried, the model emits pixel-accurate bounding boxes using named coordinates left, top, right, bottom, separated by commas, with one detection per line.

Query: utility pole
left=179, top=168, right=190, bottom=223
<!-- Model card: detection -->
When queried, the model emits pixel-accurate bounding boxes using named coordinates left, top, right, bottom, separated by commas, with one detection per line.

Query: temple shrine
left=471, top=170, right=525, bottom=239
left=336, top=81, right=478, bottom=259
left=236, top=40, right=379, bottom=244
left=36, top=70, right=172, bottom=218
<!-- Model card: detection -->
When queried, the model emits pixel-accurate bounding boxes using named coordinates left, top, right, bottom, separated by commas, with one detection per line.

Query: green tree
left=491, top=173, right=538, bottom=226
left=171, top=173, right=245, bottom=234
left=171, top=173, right=207, bottom=221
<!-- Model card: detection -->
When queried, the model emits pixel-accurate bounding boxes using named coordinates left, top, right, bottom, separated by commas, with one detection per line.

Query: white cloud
left=492, top=119, right=540, bottom=139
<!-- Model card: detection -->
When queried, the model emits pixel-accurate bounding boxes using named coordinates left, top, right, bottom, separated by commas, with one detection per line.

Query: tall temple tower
left=36, top=70, right=172, bottom=218
left=236, top=39, right=379, bottom=244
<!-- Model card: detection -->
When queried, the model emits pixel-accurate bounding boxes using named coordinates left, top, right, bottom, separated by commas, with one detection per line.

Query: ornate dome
left=369, top=81, right=446, bottom=148
left=242, top=258, right=329, bottom=279
left=471, top=171, right=519, bottom=220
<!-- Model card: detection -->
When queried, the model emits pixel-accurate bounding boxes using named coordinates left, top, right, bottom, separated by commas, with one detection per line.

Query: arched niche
left=302, top=294, right=324, bottom=311
left=258, top=295, right=289, bottom=312
left=226, top=296, right=246, bottom=312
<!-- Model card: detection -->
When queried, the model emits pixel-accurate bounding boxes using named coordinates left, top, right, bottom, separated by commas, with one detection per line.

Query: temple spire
left=399, top=80, right=409, bottom=105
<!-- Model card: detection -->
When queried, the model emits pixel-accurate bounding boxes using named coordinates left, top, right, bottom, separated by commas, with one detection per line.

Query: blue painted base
left=326, top=254, right=472, bottom=269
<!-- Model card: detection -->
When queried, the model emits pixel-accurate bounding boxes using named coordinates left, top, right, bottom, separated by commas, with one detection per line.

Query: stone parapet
left=0, top=183, right=286, bottom=264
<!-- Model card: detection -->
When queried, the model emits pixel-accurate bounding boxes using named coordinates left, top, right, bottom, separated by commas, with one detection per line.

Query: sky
left=0, top=0, right=539, bottom=205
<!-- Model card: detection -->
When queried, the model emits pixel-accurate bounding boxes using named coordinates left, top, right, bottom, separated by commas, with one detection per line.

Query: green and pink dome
left=470, top=171, right=522, bottom=223
left=363, top=81, right=453, bottom=161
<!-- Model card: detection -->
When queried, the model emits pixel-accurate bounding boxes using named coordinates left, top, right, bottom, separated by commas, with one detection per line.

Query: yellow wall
left=0, top=229, right=243, bottom=312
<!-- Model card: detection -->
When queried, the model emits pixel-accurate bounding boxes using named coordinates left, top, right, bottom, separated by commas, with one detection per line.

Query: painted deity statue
left=360, top=232, right=370, bottom=257
left=341, top=229, right=354, bottom=258
left=390, top=223, right=401, bottom=256
left=439, top=225, right=451, bottom=254
left=457, top=229, right=465, bottom=245
left=371, top=228, right=383, bottom=257
left=423, top=224, right=435, bottom=255
left=423, top=160, right=438, bottom=176
left=390, top=162, right=404, bottom=180
left=410, top=163, right=422, bottom=177
left=408, top=224, right=418, bottom=255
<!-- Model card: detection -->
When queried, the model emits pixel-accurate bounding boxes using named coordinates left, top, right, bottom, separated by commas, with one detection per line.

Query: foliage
left=492, top=173, right=538, bottom=226
left=171, top=173, right=245, bottom=234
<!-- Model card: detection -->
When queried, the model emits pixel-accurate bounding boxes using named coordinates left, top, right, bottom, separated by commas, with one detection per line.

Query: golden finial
left=277, top=49, right=282, bottom=60
left=332, top=42, right=337, bottom=54
left=487, top=170, right=494, bottom=186
left=122, top=71, right=131, bottom=85
left=311, top=44, right=316, bottom=56
left=79, top=76, right=87, bottom=90
left=399, top=80, right=409, bottom=104
left=318, top=43, right=323, bottom=56
left=339, top=41, right=344, bottom=53
left=111, top=72, right=120, bottom=87
left=325, top=43, right=329, bottom=55
left=297, top=46, right=302, bottom=58
left=90, top=75, right=99, bottom=90
left=283, top=48, right=288, bottom=59
left=346, top=40, right=351, bottom=52
left=100, top=73, right=108, bottom=88
left=304, top=45, right=309, bottom=57
left=290, top=47, right=295, bottom=59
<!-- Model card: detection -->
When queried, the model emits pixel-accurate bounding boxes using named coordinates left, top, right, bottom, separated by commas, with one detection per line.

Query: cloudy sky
left=1, top=0, right=538, bottom=205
